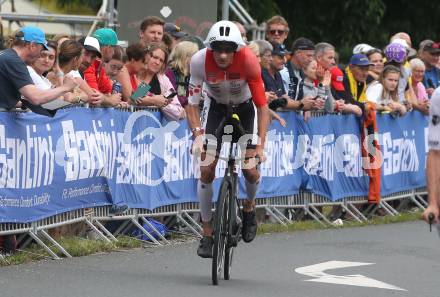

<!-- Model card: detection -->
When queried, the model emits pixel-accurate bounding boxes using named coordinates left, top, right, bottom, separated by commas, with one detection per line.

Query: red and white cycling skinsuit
left=188, top=47, right=267, bottom=149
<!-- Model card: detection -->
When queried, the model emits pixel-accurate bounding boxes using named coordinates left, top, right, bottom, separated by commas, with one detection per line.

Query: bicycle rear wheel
left=212, top=181, right=231, bottom=285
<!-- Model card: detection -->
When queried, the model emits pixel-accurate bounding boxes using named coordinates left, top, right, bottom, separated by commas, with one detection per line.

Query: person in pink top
left=410, top=58, right=429, bottom=115
left=134, top=42, right=185, bottom=121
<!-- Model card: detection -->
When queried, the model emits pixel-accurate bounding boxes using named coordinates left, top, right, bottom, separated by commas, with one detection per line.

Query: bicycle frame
left=212, top=108, right=244, bottom=285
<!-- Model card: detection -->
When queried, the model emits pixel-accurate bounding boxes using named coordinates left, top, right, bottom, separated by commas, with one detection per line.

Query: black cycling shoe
left=242, top=209, right=257, bottom=243
left=197, top=236, right=214, bottom=258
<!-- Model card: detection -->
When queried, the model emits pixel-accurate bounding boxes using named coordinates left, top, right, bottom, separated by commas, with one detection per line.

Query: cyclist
left=423, top=87, right=440, bottom=224
left=186, top=20, right=270, bottom=258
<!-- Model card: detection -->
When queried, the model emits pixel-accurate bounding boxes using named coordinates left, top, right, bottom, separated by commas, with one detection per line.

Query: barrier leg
left=362, top=203, right=377, bottom=217
left=376, top=202, right=394, bottom=216
left=93, top=220, right=118, bottom=241
left=304, top=207, right=327, bottom=227
left=309, top=205, right=332, bottom=225
left=114, top=220, right=132, bottom=236
left=130, top=218, right=161, bottom=245
left=381, top=201, right=398, bottom=216
left=140, top=217, right=169, bottom=243
left=39, top=230, right=72, bottom=258
left=182, top=211, right=203, bottom=232
left=414, top=194, right=428, bottom=209
left=84, top=219, right=112, bottom=243
left=340, top=204, right=363, bottom=223
left=28, top=231, right=60, bottom=260
left=346, top=203, right=368, bottom=222
left=265, top=206, right=286, bottom=226
left=176, top=213, right=202, bottom=238
left=271, top=207, right=292, bottom=224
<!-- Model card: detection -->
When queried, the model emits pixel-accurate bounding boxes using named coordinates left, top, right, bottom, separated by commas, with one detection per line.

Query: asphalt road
left=1, top=221, right=439, bottom=297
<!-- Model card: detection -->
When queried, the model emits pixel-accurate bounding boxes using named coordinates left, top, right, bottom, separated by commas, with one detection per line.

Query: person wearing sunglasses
left=265, top=15, right=289, bottom=46
left=186, top=20, right=270, bottom=258
left=419, top=40, right=440, bottom=98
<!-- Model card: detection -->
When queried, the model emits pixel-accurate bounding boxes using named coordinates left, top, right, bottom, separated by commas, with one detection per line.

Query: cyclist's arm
left=187, top=50, right=205, bottom=136
left=244, top=50, right=270, bottom=149
left=424, top=91, right=440, bottom=223
left=428, top=93, right=440, bottom=208
left=427, top=150, right=440, bottom=209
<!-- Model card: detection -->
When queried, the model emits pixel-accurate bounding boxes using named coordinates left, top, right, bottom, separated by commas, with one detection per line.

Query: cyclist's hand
left=423, top=205, right=439, bottom=224
left=191, top=133, right=205, bottom=156
left=255, top=145, right=266, bottom=163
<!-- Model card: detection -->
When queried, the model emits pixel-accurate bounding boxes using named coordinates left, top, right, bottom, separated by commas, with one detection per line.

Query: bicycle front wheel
left=212, top=180, right=231, bottom=285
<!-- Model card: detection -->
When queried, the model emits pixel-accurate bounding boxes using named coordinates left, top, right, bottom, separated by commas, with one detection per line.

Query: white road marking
left=295, top=260, right=406, bottom=291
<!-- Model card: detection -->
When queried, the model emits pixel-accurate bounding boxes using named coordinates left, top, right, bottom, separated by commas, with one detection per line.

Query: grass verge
left=258, top=210, right=423, bottom=234
left=0, top=211, right=423, bottom=267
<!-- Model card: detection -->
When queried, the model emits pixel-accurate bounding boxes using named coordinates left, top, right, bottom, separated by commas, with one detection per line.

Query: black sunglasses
left=269, top=29, right=285, bottom=35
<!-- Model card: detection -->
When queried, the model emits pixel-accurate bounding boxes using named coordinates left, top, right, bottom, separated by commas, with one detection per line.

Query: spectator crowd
left=0, top=14, right=438, bottom=254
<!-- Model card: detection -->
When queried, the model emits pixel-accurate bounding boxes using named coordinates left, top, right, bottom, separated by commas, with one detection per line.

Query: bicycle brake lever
left=429, top=213, right=435, bottom=232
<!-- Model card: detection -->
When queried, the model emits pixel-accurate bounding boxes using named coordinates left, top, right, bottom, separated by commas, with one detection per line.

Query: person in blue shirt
left=419, top=40, right=440, bottom=98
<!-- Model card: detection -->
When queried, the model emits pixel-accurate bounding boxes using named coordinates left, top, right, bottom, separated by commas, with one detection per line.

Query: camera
left=269, top=97, right=288, bottom=111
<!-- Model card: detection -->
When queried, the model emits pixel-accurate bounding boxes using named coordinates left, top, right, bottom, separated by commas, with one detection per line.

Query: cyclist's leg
left=198, top=154, right=218, bottom=236
left=241, top=150, right=260, bottom=243
left=197, top=97, right=223, bottom=258
left=237, top=99, right=260, bottom=242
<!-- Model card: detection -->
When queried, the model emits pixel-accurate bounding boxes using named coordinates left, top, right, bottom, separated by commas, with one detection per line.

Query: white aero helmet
left=204, top=20, right=246, bottom=50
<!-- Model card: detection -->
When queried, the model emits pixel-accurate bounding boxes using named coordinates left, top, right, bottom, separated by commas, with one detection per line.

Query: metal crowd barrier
left=0, top=106, right=428, bottom=260
left=0, top=187, right=427, bottom=260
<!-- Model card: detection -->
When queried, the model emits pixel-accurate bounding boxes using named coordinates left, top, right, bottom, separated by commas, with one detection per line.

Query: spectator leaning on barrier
left=248, top=40, right=286, bottom=127
left=165, top=41, right=198, bottom=107
left=418, top=40, right=440, bottom=98
left=302, top=59, right=334, bottom=113
left=315, top=42, right=346, bottom=100
left=46, top=38, right=102, bottom=106
left=262, top=44, right=314, bottom=112
left=341, top=53, right=372, bottom=116
left=134, top=42, right=185, bottom=120
left=116, top=43, right=148, bottom=102
left=409, top=58, right=429, bottom=111
left=384, top=42, right=416, bottom=105
left=0, top=26, right=78, bottom=113
left=55, top=39, right=103, bottom=105
left=139, top=16, right=165, bottom=45
left=284, top=37, right=315, bottom=100
left=104, top=45, right=126, bottom=81
left=366, top=65, right=407, bottom=116
left=84, top=28, right=125, bottom=107
left=27, top=40, right=58, bottom=90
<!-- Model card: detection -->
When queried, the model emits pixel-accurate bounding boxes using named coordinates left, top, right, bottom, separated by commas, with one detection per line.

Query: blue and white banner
left=0, top=108, right=429, bottom=223
left=376, top=112, right=428, bottom=196
left=298, top=114, right=369, bottom=200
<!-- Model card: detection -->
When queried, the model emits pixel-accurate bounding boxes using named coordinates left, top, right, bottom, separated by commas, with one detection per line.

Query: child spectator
left=366, top=65, right=407, bottom=116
